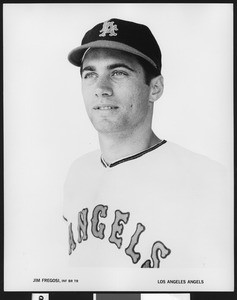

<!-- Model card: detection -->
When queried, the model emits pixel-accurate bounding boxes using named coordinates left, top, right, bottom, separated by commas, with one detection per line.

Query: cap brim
left=68, top=40, right=157, bottom=69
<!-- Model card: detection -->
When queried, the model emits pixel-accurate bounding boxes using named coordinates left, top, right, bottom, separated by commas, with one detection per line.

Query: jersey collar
left=100, top=140, right=167, bottom=168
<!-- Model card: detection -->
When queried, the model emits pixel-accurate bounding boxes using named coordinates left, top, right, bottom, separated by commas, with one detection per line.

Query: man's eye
left=112, top=70, right=128, bottom=77
left=83, top=72, right=97, bottom=79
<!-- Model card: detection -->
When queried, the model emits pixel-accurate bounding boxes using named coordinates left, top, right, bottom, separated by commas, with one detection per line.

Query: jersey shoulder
left=64, top=149, right=102, bottom=189
left=67, top=149, right=101, bottom=173
left=63, top=149, right=101, bottom=220
left=162, top=141, right=226, bottom=172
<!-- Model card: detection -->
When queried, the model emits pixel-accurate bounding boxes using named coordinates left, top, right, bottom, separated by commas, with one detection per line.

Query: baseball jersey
left=63, top=141, right=232, bottom=269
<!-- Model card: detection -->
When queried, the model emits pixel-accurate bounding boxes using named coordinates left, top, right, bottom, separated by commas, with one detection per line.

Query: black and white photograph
left=3, top=3, right=234, bottom=292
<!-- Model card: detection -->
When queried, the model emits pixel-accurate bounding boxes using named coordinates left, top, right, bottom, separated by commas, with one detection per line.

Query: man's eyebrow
left=108, top=63, right=136, bottom=72
left=81, top=66, right=95, bottom=73
left=81, top=63, right=136, bottom=74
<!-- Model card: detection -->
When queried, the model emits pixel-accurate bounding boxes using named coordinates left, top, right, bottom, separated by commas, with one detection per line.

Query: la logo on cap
left=99, top=20, right=118, bottom=37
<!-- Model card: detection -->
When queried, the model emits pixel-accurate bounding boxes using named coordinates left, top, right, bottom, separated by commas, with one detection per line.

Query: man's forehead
left=82, top=48, right=139, bottom=65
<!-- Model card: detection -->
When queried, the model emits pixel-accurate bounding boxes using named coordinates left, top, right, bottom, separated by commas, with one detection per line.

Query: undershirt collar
left=100, top=140, right=167, bottom=168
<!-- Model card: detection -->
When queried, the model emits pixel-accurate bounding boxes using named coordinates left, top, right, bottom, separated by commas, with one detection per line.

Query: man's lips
left=93, top=105, right=119, bottom=110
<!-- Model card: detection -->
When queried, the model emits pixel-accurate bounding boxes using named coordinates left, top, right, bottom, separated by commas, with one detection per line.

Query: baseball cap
left=68, top=18, right=162, bottom=73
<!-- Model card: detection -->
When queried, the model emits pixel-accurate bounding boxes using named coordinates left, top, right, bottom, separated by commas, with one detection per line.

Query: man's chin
left=91, top=117, right=115, bottom=131
left=92, top=121, right=122, bottom=135
left=94, top=126, right=120, bottom=135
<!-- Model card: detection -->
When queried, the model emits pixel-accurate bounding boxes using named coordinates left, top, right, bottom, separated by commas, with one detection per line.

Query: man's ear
left=149, top=75, right=164, bottom=103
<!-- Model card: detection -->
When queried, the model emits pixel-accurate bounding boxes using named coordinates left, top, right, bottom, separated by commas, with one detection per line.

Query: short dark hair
left=135, top=56, right=161, bottom=85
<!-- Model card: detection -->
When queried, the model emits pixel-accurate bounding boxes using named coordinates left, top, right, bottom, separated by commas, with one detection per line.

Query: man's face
left=81, top=48, right=153, bottom=135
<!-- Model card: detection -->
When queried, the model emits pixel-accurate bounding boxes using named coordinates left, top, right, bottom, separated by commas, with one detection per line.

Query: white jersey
left=63, top=141, right=232, bottom=269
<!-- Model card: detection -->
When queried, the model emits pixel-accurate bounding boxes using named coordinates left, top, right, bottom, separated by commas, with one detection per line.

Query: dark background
left=0, top=292, right=237, bottom=300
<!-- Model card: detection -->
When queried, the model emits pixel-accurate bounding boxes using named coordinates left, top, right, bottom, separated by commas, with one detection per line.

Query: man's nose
left=95, top=76, right=113, bottom=97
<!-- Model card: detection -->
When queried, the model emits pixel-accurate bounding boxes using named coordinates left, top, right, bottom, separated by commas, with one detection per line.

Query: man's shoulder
left=71, top=149, right=101, bottom=166
left=164, top=141, right=224, bottom=168
left=65, top=149, right=101, bottom=178
left=156, top=142, right=231, bottom=203
left=155, top=141, right=227, bottom=179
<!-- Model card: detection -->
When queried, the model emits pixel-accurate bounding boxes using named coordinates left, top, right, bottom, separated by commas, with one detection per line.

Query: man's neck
left=99, top=129, right=162, bottom=164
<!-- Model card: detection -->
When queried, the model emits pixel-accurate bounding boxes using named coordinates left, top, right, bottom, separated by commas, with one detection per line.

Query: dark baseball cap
left=68, top=18, right=162, bottom=73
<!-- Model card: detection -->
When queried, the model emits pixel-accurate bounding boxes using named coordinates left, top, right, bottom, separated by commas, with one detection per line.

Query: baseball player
left=63, top=18, right=231, bottom=270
